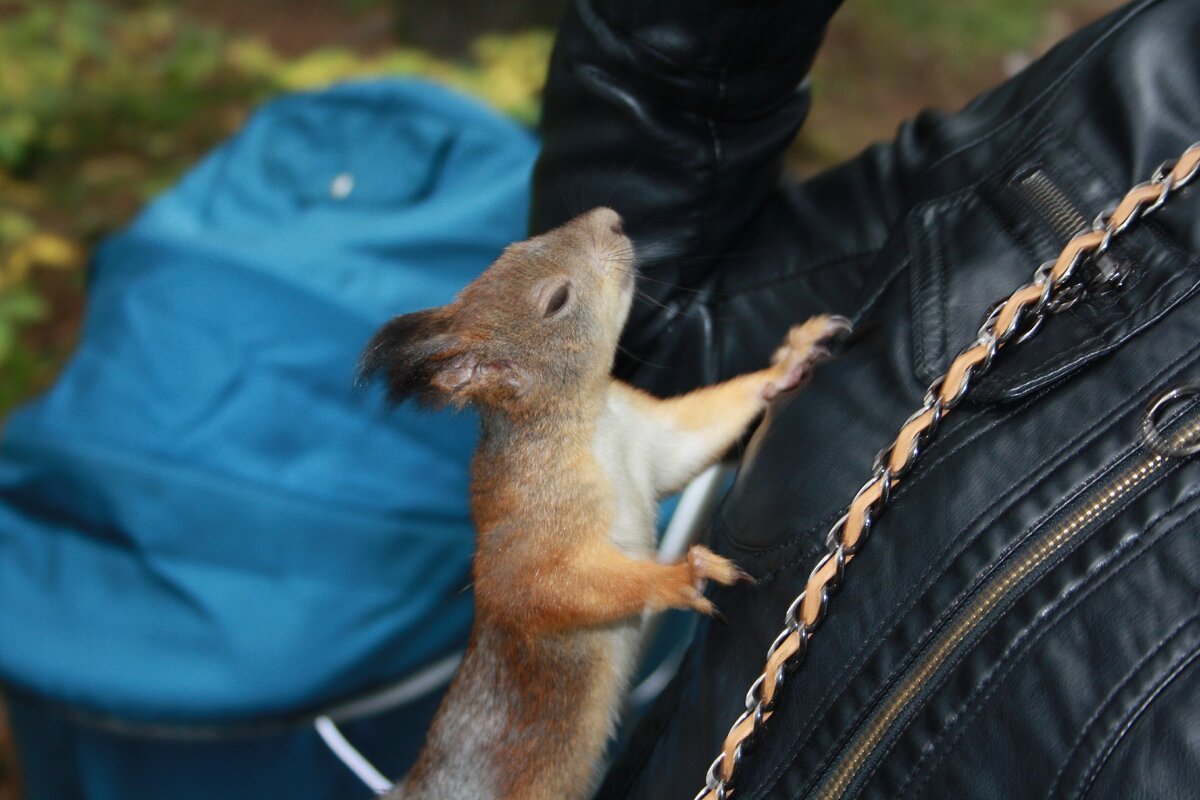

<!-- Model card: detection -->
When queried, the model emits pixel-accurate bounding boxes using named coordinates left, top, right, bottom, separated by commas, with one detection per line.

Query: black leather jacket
left=531, top=1, right=1200, bottom=797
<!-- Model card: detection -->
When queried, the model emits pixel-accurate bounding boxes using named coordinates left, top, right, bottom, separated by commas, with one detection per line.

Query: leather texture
left=531, top=1, right=1200, bottom=797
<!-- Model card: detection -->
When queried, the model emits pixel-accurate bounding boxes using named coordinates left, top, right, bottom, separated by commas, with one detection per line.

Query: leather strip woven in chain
left=695, top=141, right=1200, bottom=800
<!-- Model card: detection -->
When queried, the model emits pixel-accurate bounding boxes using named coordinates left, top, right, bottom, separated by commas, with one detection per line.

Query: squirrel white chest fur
left=360, top=207, right=848, bottom=800
left=593, top=384, right=663, bottom=557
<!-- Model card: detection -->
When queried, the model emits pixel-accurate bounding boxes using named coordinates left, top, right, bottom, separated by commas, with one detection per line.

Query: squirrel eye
left=542, top=282, right=571, bottom=318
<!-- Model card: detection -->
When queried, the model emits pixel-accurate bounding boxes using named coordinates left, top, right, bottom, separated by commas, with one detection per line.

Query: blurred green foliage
left=229, top=30, right=553, bottom=123
left=855, top=0, right=1046, bottom=61
left=0, top=0, right=553, bottom=421
left=0, top=1, right=228, bottom=172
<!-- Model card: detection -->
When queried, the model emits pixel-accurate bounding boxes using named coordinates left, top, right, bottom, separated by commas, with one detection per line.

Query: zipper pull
left=1092, top=253, right=1125, bottom=286
left=1088, top=206, right=1128, bottom=290
left=1010, top=167, right=1127, bottom=299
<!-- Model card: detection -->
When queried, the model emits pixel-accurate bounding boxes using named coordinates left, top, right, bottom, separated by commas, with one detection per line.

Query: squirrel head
left=360, top=207, right=636, bottom=415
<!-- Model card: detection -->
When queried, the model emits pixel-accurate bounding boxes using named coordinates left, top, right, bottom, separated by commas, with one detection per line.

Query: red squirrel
left=360, top=207, right=848, bottom=799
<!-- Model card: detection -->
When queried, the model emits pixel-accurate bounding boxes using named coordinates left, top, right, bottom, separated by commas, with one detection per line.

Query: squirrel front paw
left=763, top=314, right=852, bottom=400
left=680, top=545, right=754, bottom=617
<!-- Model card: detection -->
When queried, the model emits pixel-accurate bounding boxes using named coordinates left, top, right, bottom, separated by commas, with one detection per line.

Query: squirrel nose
left=591, top=206, right=624, bottom=236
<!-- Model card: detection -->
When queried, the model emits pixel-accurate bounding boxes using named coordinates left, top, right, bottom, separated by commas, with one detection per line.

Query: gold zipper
left=815, top=409, right=1200, bottom=800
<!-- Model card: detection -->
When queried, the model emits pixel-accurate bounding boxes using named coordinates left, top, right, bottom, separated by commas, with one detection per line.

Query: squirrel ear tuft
left=358, top=308, right=457, bottom=404
left=360, top=308, right=530, bottom=407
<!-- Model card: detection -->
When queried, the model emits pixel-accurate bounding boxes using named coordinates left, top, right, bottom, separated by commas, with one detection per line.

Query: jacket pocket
left=908, top=135, right=1200, bottom=404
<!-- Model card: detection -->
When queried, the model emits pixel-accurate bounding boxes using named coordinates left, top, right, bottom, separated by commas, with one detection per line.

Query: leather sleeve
left=530, top=0, right=846, bottom=393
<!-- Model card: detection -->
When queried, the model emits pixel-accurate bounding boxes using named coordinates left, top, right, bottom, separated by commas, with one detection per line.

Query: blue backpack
left=0, top=80, right=537, bottom=797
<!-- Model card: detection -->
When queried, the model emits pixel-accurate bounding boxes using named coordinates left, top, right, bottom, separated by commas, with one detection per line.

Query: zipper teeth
left=1017, top=169, right=1089, bottom=241
left=816, top=413, right=1200, bottom=800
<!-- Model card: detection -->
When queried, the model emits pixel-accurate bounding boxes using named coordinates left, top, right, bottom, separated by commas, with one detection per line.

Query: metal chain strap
left=695, top=141, right=1200, bottom=800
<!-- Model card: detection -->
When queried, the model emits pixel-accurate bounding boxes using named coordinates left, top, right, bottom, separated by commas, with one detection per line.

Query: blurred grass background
left=0, top=0, right=1122, bottom=796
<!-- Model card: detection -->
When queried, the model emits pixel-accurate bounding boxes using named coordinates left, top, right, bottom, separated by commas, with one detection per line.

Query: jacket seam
left=715, top=249, right=881, bottom=299
left=1073, top=637, right=1200, bottom=798
left=908, top=209, right=944, bottom=379
left=897, top=486, right=1200, bottom=799
left=1056, top=606, right=1200, bottom=796
left=851, top=253, right=909, bottom=327
left=920, top=0, right=1162, bottom=176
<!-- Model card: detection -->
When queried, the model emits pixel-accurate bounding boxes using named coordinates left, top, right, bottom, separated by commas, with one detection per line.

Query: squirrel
left=359, top=207, right=849, bottom=800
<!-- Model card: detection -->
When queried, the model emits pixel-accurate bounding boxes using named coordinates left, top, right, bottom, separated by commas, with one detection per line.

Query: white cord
left=656, top=463, right=732, bottom=563
left=323, top=653, right=460, bottom=722
left=315, top=716, right=395, bottom=795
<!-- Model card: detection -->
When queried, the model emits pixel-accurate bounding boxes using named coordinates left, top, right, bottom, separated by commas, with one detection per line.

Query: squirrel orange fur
left=359, top=207, right=848, bottom=800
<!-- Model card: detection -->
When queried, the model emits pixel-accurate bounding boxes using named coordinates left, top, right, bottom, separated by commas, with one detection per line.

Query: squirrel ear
left=359, top=309, right=530, bottom=407
left=430, top=354, right=530, bottom=406
left=358, top=308, right=456, bottom=404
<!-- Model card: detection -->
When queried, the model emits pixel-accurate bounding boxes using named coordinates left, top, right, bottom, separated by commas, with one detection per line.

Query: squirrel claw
left=688, top=545, right=746, bottom=587
left=734, top=567, right=757, bottom=586
left=680, top=546, right=751, bottom=618
left=689, top=592, right=716, bottom=617
left=825, top=315, right=854, bottom=338
left=766, top=314, right=852, bottom=400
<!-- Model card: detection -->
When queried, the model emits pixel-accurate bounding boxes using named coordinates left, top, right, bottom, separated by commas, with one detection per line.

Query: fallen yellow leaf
left=12, top=233, right=86, bottom=272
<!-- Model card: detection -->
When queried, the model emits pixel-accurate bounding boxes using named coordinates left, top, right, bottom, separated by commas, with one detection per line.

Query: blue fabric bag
left=0, top=79, right=538, bottom=797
